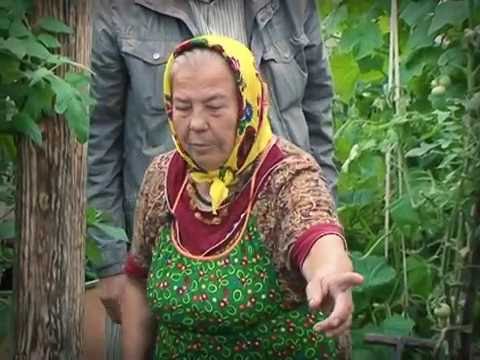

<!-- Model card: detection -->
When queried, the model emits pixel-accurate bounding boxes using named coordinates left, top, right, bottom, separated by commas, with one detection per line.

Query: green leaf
left=25, top=38, right=51, bottom=60
left=352, top=254, right=396, bottom=291
left=339, top=19, right=383, bottom=59
left=344, top=0, right=371, bottom=16
left=377, top=15, right=390, bottom=34
left=65, top=71, right=91, bottom=89
left=317, top=0, right=334, bottom=17
left=86, top=207, right=100, bottom=225
left=339, top=189, right=377, bottom=208
left=351, top=348, right=379, bottom=360
left=403, top=47, right=443, bottom=84
left=86, top=237, right=103, bottom=266
left=323, top=5, right=348, bottom=36
left=381, top=315, right=415, bottom=336
left=400, top=0, right=436, bottom=27
left=335, top=121, right=360, bottom=162
left=358, top=153, right=386, bottom=189
left=330, top=52, right=360, bottom=103
left=23, top=84, right=54, bottom=121
left=37, top=33, right=61, bottom=48
left=405, top=142, right=438, bottom=157
left=438, top=47, right=466, bottom=68
left=4, top=0, right=31, bottom=17
left=37, top=16, right=73, bottom=34
left=12, top=113, right=42, bottom=144
left=359, top=70, right=385, bottom=83
left=428, top=1, right=469, bottom=35
left=2, top=37, right=26, bottom=58
left=49, top=75, right=76, bottom=114
left=390, top=196, right=420, bottom=228
left=0, top=14, right=9, bottom=30
left=357, top=55, right=385, bottom=73
left=0, top=0, right=11, bottom=8
left=92, top=222, right=128, bottom=242
left=0, top=56, right=22, bottom=83
left=0, top=97, right=17, bottom=124
left=406, top=18, right=435, bottom=53
left=0, top=134, right=16, bottom=160
left=429, top=92, right=448, bottom=110
left=28, top=67, right=52, bottom=86
left=9, top=19, right=29, bottom=38
left=64, top=96, right=89, bottom=143
left=407, top=255, right=433, bottom=298
left=0, top=219, right=14, bottom=239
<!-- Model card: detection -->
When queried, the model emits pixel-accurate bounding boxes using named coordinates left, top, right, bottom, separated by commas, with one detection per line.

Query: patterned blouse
left=125, top=138, right=347, bottom=359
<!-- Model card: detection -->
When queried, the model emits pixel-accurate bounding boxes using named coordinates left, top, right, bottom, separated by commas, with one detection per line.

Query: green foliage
left=339, top=19, right=383, bottom=59
left=330, top=53, right=360, bottom=102
left=352, top=253, right=396, bottom=291
left=0, top=0, right=92, bottom=144
left=85, top=206, right=128, bottom=275
left=320, top=0, right=480, bottom=357
left=37, top=16, right=74, bottom=34
left=0, top=1, right=125, bottom=323
left=428, top=1, right=469, bottom=34
left=0, top=0, right=100, bottom=290
left=352, top=315, right=415, bottom=359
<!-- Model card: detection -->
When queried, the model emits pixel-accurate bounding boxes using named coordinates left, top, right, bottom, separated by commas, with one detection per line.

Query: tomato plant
left=319, top=0, right=480, bottom=358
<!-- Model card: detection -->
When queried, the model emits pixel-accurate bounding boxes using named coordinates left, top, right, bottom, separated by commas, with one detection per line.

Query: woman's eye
left=207, top=105, right=222, bottom=111
left=175, top=105, right=191, bottom=112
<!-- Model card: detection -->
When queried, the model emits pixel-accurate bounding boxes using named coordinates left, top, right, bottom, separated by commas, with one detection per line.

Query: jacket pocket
left=120, top=38, right=175, bottom=65
left=261, top=33, right=309, bottom=112
left=262, top=33, right=309, bottom=67
left=119, top=39, right=178, bottom=112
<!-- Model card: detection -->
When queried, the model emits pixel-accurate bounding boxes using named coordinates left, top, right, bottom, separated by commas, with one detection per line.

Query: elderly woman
left=122, top=35, right=362, bottom=359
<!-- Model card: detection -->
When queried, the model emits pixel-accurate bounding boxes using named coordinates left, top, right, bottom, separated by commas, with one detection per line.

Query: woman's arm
left=121, top=277, right=155, bottom=359
left=271, top=149, right=362, bottom=336
left=301, top=234, right=351, bottom=282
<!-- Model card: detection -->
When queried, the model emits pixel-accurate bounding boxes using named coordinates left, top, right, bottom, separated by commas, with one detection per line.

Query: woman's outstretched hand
left=306, top=271, right=364, bottom=337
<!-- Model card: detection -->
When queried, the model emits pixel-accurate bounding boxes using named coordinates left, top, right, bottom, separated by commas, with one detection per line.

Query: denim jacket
left=87, top=0, right=336, bottom=276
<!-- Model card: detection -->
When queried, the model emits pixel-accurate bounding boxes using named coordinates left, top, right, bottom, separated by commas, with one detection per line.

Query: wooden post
left=13, top=1, right=91, bottom=359
left=364, top=333, right=436, bottom=359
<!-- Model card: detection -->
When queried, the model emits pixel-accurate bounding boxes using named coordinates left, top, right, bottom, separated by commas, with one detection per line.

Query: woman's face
left=171, top=52, right=238, bottom=171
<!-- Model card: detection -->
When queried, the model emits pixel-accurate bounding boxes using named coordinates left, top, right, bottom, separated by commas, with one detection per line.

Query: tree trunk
left=13, top=1, right=92, bottom=359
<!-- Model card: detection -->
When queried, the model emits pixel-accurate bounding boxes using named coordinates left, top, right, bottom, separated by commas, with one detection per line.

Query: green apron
left=147, top=218, right=337, bottom=359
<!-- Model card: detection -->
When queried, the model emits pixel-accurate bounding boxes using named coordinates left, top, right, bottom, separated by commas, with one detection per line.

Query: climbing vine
left=319, top=0, right=480, bottom=358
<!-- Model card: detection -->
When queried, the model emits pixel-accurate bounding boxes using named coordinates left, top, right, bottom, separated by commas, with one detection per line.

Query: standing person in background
left=87, top=1, right=336, bottom=358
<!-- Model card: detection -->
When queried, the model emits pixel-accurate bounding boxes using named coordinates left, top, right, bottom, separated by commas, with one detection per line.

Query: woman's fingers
left=329, top=272, right=364, bottom=294
left=313, top=315, right=352, bottom=337
left=306, top=272, right=363, bottom=310
left=306, top=275, right=324, bottom=310
left=325, top=315, right=352, bottom=337
left=307, top=272, right=363, bottom=335
left=313, top=292, right=351, bottom=333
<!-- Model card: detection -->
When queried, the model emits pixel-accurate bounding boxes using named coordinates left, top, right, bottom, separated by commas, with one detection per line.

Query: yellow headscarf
left=164, top=35, right=273, bottom=214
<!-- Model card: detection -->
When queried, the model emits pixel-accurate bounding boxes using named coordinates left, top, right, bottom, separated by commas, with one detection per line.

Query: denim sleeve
left=87, top=0, right=128, bottom=277
left=302, top=1, right=338, bottom=201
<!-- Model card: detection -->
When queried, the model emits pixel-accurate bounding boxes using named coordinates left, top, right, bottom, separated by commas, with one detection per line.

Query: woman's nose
left=189, top=108, right=208, bottom=131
